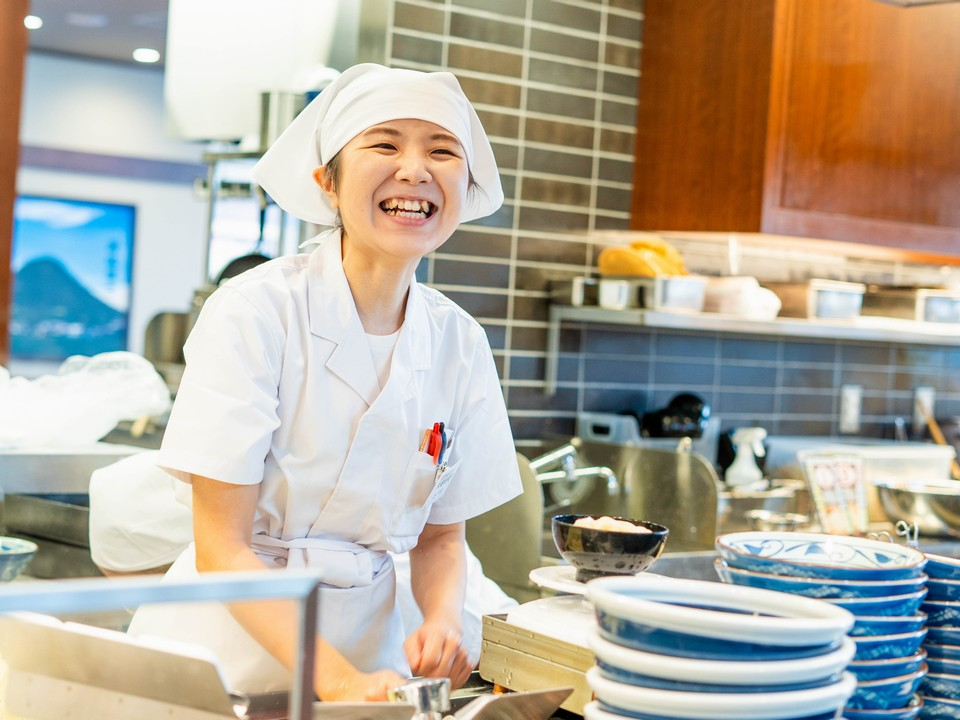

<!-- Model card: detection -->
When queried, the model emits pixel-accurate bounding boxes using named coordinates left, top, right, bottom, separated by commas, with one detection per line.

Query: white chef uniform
left=127, top=235, right=522, bottom=692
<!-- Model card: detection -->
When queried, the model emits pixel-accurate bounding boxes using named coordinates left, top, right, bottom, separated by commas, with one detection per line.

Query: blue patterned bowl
left=926, top=578, right=960, bottom=602
left=926, top=657, right=960, bottom=676
left=854, top=630, right=929, bottom=661
left=587, top=575, right=855, bottom=661
left=716, top=532, right=927, bottom=581
left=851, top=650, right=929, bottom=681
left=918, top=693, right=960, bottom=718
left=922, top=554, right=960, bottom=581
left=585, top=667, right=857, bottom=720
left=843, top=694, right=922, bottom=720
left=853, top=615, right=928, bottom=638
left=826, top=589, right=929, bottom=617
left=923, top=644, right=960, bottom=662
left=920, top=599, right=960, bottom=627
left=715, top=559, right=928, bottom=599
left=925, top=627, right=960, bottom=646
left=847, top=666, right=928, bottom=710
left=920, top=672, right=960, bottom=701
left=0, top=537, right=38, bottom=582
left=589, top=630, right=856, bottom=692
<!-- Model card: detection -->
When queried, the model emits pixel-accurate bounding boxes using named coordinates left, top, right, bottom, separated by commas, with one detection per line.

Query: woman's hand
left=317, top=667, right=407, bottom=702
left=404, top=620, right=474, bottom=689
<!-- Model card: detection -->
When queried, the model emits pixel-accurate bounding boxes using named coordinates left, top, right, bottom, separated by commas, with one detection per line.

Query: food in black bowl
left=552, top=514, right=669, bottom=583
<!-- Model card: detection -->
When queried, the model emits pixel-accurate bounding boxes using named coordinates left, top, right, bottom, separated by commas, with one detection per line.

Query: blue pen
left=438, top=422, right=448, bottom=464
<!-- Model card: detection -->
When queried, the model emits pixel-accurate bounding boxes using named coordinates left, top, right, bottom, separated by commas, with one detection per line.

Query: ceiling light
left=23, top=15, right=42, bottom=30
left=132, top=48, right=161, bottom=64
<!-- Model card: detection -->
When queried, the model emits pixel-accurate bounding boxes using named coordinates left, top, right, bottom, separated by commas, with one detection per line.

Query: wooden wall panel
left=763, top=0, right=960, bottom=254
left=0, top=0, right=29, bottom=365
left=630, top=0, right=776, bottom=232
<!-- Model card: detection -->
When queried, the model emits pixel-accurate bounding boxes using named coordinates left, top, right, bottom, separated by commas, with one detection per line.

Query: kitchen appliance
left=861, top=286, right=960, bottom=324
left=763, top=279, right=866, bottom=319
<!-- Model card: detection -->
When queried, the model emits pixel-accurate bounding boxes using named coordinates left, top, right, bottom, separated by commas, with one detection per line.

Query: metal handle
left=388, top=677, right=450, bottom=720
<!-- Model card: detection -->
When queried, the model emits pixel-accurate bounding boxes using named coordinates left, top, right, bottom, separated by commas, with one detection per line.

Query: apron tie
left=250, top=535, right=388, bottom=589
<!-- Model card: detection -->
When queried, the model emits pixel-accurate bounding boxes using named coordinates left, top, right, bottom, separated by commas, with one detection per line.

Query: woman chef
left=127, top=63, right=522, bottom=702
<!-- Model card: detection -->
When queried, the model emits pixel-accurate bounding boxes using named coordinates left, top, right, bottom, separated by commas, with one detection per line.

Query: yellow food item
left=573, top=516, right=652, bottom=533
left=598, top=246, right=674, bottom=277
left=597, top=236, right=687, bottom=277
left=629, top=237, right=688, bottom=275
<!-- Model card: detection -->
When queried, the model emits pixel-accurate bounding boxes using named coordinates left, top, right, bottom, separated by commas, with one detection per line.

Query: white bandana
left=251, top=63, right=503, bottom=228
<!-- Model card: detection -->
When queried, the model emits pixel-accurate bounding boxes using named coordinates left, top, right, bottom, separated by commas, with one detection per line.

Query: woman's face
left=314, top=118, right=470, bottom=265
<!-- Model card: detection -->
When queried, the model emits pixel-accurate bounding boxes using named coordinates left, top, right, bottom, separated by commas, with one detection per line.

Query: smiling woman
left=125, top=63, right=521, bottom=704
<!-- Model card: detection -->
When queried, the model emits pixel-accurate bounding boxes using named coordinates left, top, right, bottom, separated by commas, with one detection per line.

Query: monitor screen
left=10, top=195, right=136, bottom=361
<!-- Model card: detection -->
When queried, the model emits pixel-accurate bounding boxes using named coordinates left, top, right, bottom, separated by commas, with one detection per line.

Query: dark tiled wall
left=388, top=0, right=960, bottom=448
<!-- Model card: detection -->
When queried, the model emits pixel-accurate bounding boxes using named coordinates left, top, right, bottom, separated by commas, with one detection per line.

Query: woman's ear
left=312, top=166, right=338, bottom=208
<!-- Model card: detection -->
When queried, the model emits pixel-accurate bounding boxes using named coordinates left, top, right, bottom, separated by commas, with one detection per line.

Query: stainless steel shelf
left=543, top=304, right=960, bottom=395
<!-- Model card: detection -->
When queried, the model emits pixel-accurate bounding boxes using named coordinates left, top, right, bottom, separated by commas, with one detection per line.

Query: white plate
left=587, top=574, right=855, bottom=648
left=585, top=667, right=857, bottom=720
left=529, top=565, right=586, bottom=595
left=589, top=630, right=856, bottom=687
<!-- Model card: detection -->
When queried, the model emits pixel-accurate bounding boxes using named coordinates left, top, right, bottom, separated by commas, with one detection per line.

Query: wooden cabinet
left=630, top=0, right=960, bottom=256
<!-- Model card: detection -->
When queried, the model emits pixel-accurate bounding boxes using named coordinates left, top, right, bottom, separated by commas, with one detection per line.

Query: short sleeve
left=157, top=286, right=284, bottom=486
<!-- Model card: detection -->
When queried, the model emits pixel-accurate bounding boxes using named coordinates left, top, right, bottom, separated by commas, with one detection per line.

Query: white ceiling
left=26, top=0, right=169, bottom=67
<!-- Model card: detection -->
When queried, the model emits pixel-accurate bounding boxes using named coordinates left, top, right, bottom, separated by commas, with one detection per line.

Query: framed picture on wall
left=9, top=195, right=136, bottom=361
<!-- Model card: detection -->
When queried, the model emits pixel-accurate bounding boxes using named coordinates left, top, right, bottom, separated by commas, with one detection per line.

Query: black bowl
left=552, top=514, right=669, bottom=583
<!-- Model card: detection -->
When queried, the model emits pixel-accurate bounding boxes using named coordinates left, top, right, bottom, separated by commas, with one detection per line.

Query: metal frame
left=543, top=303, right=960, bottom=396
left=0, top=570, right=321, bottom=720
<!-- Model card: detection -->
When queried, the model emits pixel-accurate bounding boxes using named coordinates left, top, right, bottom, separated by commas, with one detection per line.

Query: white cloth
left=88, top=451, right=193, bottom=573
left=251, top=63, right=503, bottom=227
left=129, top=236, right=521, bottom=691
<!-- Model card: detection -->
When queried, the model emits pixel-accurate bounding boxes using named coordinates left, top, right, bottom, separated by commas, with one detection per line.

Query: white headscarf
left=251, top=63, right=503, bottom=228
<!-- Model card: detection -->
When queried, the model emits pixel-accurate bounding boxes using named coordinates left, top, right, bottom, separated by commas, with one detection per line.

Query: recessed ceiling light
left=132, top=48, right=161, bottom=64
left=24, top=15, right=43, bottom=30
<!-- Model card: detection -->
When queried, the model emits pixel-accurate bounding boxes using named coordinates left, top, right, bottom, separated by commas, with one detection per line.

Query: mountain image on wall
left=10, top=257, right=127, bottom=360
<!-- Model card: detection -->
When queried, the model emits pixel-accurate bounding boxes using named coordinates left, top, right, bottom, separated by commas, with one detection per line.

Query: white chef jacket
left=128, top=235, right=522, bottom=692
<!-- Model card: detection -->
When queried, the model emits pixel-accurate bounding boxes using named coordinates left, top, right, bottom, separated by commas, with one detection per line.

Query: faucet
left=528, top=443, right=619, bottom=513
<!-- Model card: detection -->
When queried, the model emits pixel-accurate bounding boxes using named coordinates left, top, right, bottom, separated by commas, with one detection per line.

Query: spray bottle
left=726, top=427, right=768, bottom=488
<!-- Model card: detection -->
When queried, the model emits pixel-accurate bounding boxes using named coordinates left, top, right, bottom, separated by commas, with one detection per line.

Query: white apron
left=127, top=536, right=409, bottom=694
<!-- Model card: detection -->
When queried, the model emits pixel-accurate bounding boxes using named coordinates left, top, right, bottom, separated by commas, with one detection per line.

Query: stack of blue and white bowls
left=582, top=573, right=857, bottom=720
left=916, top=552, right=960, bottom=717
left=715, top=531, right=929, bottom=720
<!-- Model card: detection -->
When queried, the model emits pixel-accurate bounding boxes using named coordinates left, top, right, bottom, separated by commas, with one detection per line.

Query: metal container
left=763, top=279, right=866, bottom=319
left=550, top=276, right=707, bottom=311
left=716, top=479, right=809, bottom=534
left=861, top=286, right=960, bottom=324
left=548, top=277, right=599, bottom=307
left=259, top=91, right=307, bottom=150
left=875, top=478, right=960, bottom=538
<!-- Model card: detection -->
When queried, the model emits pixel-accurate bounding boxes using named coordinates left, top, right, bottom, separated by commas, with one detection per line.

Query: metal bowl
left=874, top=479, right=960, bottom=539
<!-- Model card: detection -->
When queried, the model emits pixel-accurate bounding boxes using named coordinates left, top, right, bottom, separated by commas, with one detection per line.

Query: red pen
left=430, top=422, right=442, bottom=463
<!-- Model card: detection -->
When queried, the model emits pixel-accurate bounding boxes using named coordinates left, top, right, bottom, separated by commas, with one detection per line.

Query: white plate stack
left=582, top=574, right=856, bottom=720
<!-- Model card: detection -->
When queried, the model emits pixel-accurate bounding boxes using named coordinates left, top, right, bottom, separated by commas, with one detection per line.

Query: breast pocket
left=390, top=452, right=461, bottom=539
